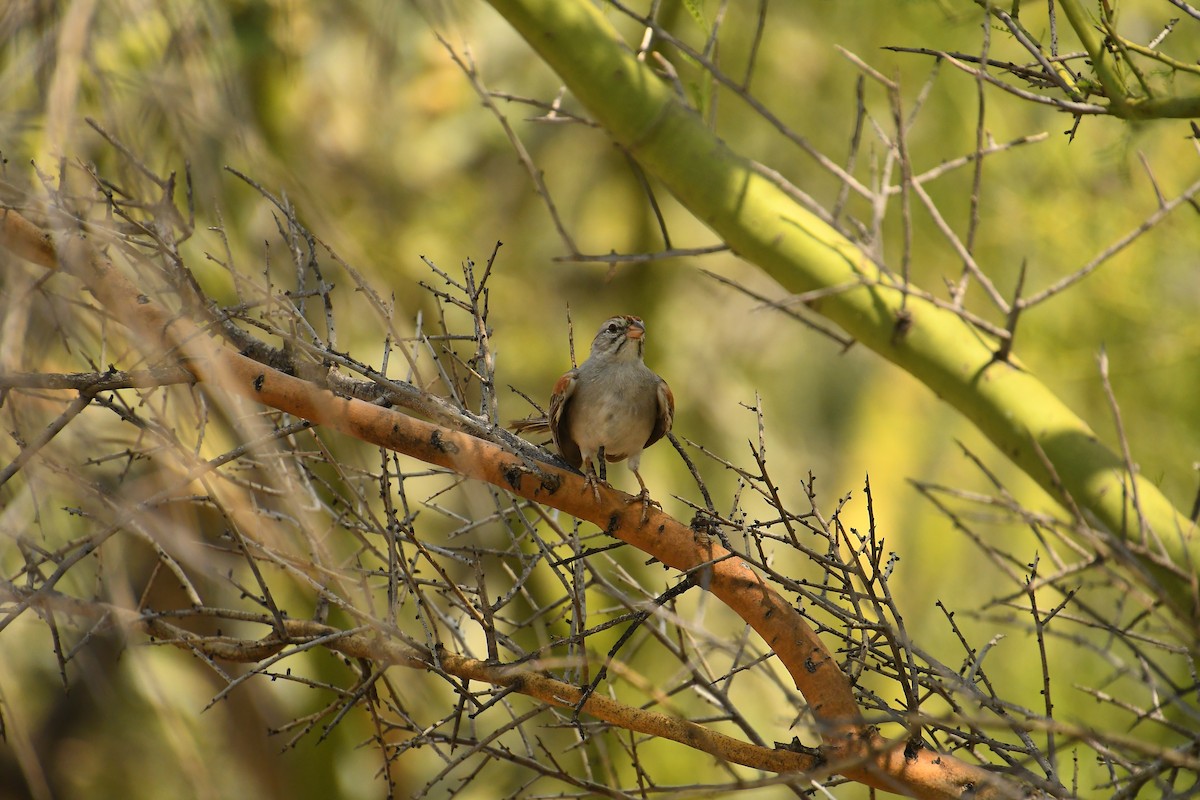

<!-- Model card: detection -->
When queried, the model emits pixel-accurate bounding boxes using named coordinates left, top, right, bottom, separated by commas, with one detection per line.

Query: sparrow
left=517, top=315, right=674, bottom=510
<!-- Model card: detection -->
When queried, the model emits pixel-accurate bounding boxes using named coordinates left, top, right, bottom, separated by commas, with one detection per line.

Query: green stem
left=485, top=0, right=1198, bottom=621
left=1058, top=0, right=1132, bottom=116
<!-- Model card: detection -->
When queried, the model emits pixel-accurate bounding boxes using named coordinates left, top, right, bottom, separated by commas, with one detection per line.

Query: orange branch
left=0, top=209, right=1022, bottom=799
left=0, top=581, right=825, bottom=775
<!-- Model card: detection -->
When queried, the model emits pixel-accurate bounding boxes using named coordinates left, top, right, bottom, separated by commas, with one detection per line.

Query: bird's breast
left=567, top=381, right=656, bottom=462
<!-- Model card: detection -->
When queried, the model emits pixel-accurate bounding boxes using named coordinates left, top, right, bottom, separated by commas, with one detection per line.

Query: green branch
left=1058, top=0, right=1200, bottom=119
left=485, top=0, right=1198, bottom=620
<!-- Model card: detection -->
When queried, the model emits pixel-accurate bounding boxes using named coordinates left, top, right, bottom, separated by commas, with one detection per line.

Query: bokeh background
left=1, top=1, right=1198, bottom=798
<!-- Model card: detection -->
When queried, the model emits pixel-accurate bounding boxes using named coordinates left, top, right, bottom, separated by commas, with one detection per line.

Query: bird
left=516, top=315, right=674, bottom=511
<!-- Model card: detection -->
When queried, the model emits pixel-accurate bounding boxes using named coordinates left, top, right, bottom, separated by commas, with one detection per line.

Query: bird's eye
left=606, top=323, right=620, bottom=334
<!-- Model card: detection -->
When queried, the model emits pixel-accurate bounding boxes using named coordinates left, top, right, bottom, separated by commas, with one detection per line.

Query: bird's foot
left=579, top=452, right=608, bottom=504
left=627, top=469, right=659, bottom=523
left=581, top=471, right=604, bottom=504
left=626, top=489, right=661, bottom=524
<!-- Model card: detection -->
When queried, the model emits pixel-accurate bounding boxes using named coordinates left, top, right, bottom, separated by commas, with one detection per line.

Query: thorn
left=992, top=258, right=1027, bottom=364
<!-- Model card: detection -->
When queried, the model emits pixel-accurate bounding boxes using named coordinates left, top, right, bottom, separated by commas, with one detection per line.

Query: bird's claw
left=582, top=472, right=604, bottom=504
left=626, top=490, right=660, bottom=523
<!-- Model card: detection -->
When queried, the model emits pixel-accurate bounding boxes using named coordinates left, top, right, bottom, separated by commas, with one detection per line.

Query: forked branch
left=0, top=206, right=1023, bottom=799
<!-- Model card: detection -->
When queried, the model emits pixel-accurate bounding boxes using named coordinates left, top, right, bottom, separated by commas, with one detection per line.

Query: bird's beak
left=626, top=321, right=645, bottom=340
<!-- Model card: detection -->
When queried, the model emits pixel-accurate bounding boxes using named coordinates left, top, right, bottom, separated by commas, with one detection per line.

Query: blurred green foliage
left=1, top=1, right=1198, bottom=798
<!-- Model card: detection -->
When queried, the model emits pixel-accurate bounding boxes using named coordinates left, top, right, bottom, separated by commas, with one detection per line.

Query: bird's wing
left=548, top=368, right=583, bottom=468
left=646, top=378, right=674, bottom=448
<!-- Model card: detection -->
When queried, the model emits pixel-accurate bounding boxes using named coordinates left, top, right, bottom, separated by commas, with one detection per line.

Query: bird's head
left=589, top=315, right=645, bottom=361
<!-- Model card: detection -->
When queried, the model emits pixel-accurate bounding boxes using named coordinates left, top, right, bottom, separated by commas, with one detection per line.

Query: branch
left=0, top=209, right=1022, bottom=799
left=0, top=582, right=826, bottom=776
left=481, top=0, right=1198, bottom=625
left=1055, top=0, right=1200, bottom=119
